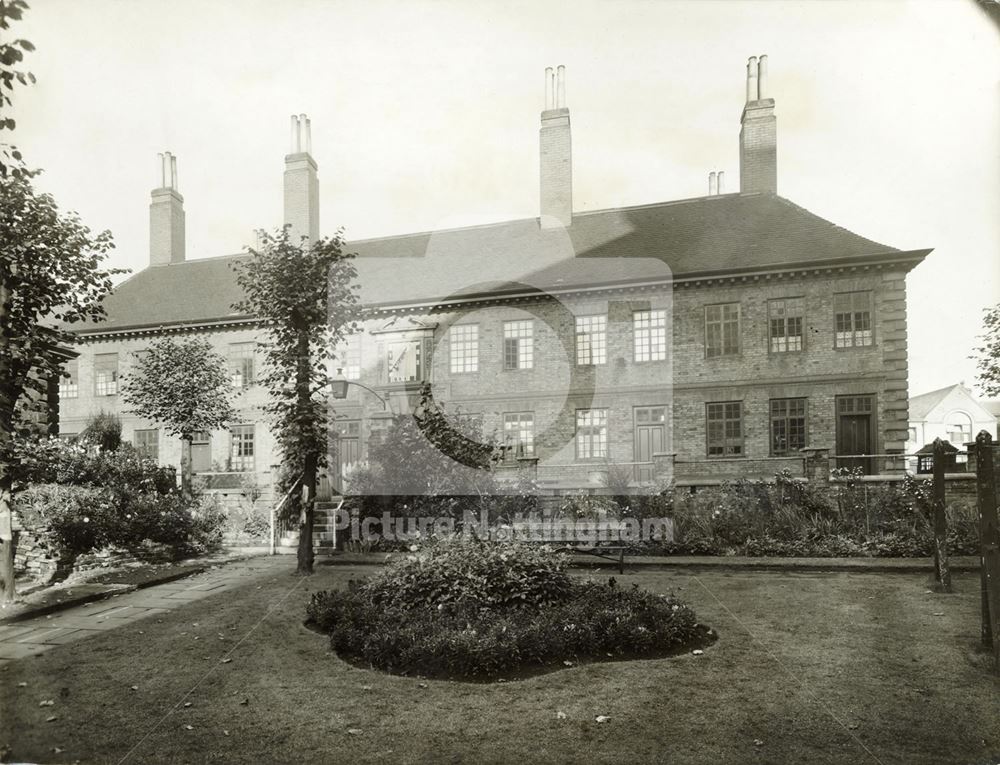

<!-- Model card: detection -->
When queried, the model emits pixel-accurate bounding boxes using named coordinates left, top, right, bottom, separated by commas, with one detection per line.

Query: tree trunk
left=295, top=323, right=316, bottom=575
left=0, top=471, right=15, bottom=605
left=297, top=450, right=317, bottom=575
left=180, top=436, right=192, bottom=497
left=0, top=279, right=16, bottom=603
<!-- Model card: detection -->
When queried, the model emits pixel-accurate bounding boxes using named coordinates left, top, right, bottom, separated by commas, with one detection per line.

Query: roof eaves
left=73, top=315, right=258, bottom=339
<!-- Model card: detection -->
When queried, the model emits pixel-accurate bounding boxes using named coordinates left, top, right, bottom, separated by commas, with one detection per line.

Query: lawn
left=1, top=561, right=997, bottom=764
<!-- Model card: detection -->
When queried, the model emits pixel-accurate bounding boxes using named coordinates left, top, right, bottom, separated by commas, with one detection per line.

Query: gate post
left=973, top=430, right=1000, bottom=671
left=931, top=438, right=951, bottom=591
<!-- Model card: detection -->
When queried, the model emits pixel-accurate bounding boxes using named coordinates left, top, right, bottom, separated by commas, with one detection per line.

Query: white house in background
left=906, top=383, right=998, bottom=459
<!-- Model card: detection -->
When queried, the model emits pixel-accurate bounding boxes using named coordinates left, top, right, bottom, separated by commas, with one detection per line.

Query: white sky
left=10, top=0, right=1000, bottom=398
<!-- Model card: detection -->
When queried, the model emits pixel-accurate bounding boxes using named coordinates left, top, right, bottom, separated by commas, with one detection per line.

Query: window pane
left=449, top=325, right=479, bottom=374
left=94, top=353, right=119, bottom=396
left=834, top=292, right=872, bottom=348
left=334, top=336, right=362, bottom=380
left=706, top=304, right=739, bottom=358
left=770, top=398, right=807, bottom=455
left=59, top=359, right=79, bottom=399
left=768, top=298, right=804, bottom=353
left=228, top=343, right=256, bottom=388
left=134, top=429, right=159, bottom=461
left=707, top=401, right=743, bottom=457
left=230, top=425, right=255, bottom=472
left=503, top=321, right=533, bottom=370
left=503, top=412, right=535, bottom=460
left=576, top=408, right=608, bottom=459
left=634, top=310, right=667, bottom=362
left=575, top=316, right=606, bottom=365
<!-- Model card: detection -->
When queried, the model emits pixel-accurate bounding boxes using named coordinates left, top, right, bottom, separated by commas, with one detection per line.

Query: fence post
left=973, top=430, right=1000, bottom=671
left=931, top=438, right=951, bottom=591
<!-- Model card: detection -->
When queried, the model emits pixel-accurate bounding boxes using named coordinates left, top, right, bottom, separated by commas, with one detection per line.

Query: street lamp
left=329, top=367, right=388, bottom=410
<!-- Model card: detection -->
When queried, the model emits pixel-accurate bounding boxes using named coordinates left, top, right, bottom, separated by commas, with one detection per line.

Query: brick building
left=61, top=57, right=930, bottom=495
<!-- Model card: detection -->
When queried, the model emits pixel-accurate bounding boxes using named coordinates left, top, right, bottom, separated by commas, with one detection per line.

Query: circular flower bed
left=307, top=538, right=714, bottom=680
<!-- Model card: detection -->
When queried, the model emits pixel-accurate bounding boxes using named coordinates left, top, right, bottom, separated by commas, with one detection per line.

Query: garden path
left=0, top=556, right=293, bottom=663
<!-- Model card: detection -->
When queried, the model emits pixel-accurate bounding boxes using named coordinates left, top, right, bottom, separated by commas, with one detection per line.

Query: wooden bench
left=492, top=523, right=628, bottom=574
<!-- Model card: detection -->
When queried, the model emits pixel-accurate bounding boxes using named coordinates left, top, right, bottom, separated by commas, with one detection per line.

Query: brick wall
left=335, top=263, right=911, bottom=490
left=66, top=265, right=913, bottom=494
left=539, top=108, right=572, bottom=228
left=284, top=153, right=319, bottom=244
left=739, top=99, right=777, bottom=194
left=64, top=325, right=277, bottom=491
left=149, top=188, right=185, bottom=266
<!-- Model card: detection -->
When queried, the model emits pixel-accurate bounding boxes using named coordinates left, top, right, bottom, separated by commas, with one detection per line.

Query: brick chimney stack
left=739, top=54, right=777, bottom=194
left=284, top=114, right=319, bottom=245
left=539, top=65, right=572, bottom=229
left=149, top=152, right=185, bottom=266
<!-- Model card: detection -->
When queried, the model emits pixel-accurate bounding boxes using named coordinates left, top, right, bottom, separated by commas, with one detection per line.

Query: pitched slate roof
left=76, top=192, right=928, bottom=333
left=909, top=384, right=964, bottom=421
left=909, top=383, right=999, bottom=424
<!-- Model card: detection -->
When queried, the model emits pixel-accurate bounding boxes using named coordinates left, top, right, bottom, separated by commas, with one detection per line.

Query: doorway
left=836, top=396, right=875, bottom=474
left=634, top=406, right=666, bottom=483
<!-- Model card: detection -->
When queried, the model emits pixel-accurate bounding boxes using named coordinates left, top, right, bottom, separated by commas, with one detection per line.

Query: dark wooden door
left=634, top=407, right=666, bottom=483
left=837, top=412, right=873, bottom=474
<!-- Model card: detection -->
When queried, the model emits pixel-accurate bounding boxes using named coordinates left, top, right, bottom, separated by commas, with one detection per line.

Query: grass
left=0, top=562, right=998, bottom=764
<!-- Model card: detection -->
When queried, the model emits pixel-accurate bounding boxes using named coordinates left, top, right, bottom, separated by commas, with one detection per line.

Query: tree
left=365, top=383, right=499, bottom=497
left=121, top=337, right=236, bottom=495
left=233, top=228, right=359, bottom=574
left=0, top=172, right=122, bottom=603
left=973, top=303, right=1000, bottom=398
left=0, top=0, right=35, bottom=179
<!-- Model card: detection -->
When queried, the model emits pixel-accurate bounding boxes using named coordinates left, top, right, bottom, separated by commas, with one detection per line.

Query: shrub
left=309, top=577, right=703, bottom=680
left=363, top=537, right=574, bottom=612
left=12, top=436, right=170, bottom=496
left=15, top=484, right=119, bottom=556
left=653, top=472, right=981, bottom=558
left=14, top=483, right=225, bottom=560
left=307, top=537, right=709, bottom=679
left=79, top=411, right=123, bottom=453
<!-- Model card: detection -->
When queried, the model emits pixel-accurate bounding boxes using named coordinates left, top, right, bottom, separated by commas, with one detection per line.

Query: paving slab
left=0, top=554, right=292, bottom=660
left=161, top=591, right=215, bottom=601
left=14, top=627, right=79, bottom=644
left=0, top=642, right=51, bottom=659
left=0, top=624, right=44, bottom=641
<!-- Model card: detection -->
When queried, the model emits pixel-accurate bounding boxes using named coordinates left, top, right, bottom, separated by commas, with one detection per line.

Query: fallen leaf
left=595, top=715, right=611, bottom=724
